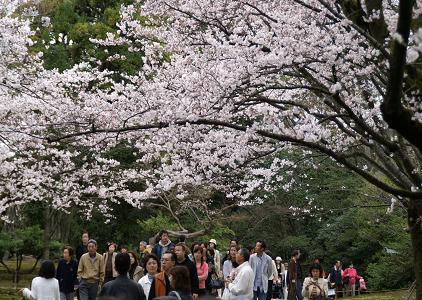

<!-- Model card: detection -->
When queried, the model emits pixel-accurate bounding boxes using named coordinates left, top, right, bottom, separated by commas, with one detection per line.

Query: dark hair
left=159, top=230, right=169, bottom=238
left=190, top=241, right=200, bottom=254
left=178, top=235, right=186, bottom=243
left=231, top=238, right=238, bottom=244
left=107, top=242, right=116, bottom=251
left=292, top=250, right=300, bottom=257
left=115, top=253, right=131, bottom=275
left=82, top=231, right=89, bottom=235
left=207, top=248, right=215, bottom=257
left=239, top=248, right=250, bottom=262
left=309, top=263, right=323, bottom=278
left=38, top=260, right=55, bottom=279
left=64, top=245, right=74, bottom=257
left=121, top=245, right=128, bottom=251
left=127, top=251, right=138, bottom=279
left=257, top=240, right=266, bottom=250
left=246, top=245, right=254, bottom=253
left=143, top=253, right=161, bottom=275
left=193, top=246, right=204, bottom=265
left=164, top=250, right=177, bottom=262
left=169, top=265, right=191, bottom=294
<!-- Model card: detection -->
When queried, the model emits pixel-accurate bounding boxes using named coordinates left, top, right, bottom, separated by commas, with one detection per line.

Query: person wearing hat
left=208, top=239, right=222, bottom=278
left=77, top=239, right=105, bottom=300
left=275, top=257, right=286, bottom=299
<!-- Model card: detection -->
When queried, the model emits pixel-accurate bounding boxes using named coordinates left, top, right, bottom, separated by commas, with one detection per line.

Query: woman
left=302, top=264, right=328, bottom=300
left=128, top=250, right=144, bottom=282
left=194, top=246, right=208, bottom=296
left=223, top=245, right=239, bottom=279
left=56, top=246, right=78, bottom=300
left=103, top=242, right=118, bottom=284
left=138, top=253, right=160, bottom=297
left=168, top=265, right=193, bottom=300
left=20, top=260, right=60, bottom=300
left=342, top=262, right=361, bottom=297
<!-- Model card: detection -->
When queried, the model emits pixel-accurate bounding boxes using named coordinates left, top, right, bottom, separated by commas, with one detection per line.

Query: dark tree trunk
left=408, top=199, right=422, bottom=299
left=42, top=206, right=51, bottom=260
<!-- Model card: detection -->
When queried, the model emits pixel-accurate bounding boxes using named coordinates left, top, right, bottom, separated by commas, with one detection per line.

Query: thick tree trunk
left=408, top=199, right=422, bottom=299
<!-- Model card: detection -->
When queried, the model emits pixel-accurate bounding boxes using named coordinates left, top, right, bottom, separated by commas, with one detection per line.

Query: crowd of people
left=18, top=230, right=367, bottom=300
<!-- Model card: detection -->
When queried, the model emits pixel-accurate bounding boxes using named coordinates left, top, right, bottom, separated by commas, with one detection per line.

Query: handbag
left=209, top=276, right=225, bottom=289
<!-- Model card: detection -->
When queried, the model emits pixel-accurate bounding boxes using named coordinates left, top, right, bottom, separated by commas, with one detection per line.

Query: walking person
left=168, top=266, right=194, bottom=300
left=223, top=245, right=239, bottom=279
left=77, top=239, right=105, bottom=300
left=148, top=251, right=176, bottom=300
left=342, top=263, right=360, bottom=297
left=266, top=251, right=278, bottom=300
left=139, top=241, right=148, bottom=265
left=174, top=242, right=200, bottom=299
left=152, top=230, right=175, bottom=260
left=329, top=261, right=343, bottom=298
left=224, top=248, right=254, bottom=300
left=193, top=246, right=208, bottom=296
left=138, top=253, right=160, bottom=298
left=287, top=250, right=303, bottom=300
left=76, top=231, right=89, bottom=262
left=128, top=251, right=144, bottom=282
left=208, top=239, right=222, bottom=278
left=100, top=252, right=146, bottom=300
left=103, top=242, right=118, bottom=284
left=19, top=260, right=60, bottom=300
left=302, top=264, right=328, bottom=300
left=249, top=241, right=273, bottom=300
left=56, top=246, right=78, bottom=300
left=275, top=257, right=285, bottom=299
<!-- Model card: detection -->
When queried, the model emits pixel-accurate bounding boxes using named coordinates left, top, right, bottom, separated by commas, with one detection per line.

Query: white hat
left=276, top=256, right=282, bottom=261
left=209, top=239, right=217, bottom=245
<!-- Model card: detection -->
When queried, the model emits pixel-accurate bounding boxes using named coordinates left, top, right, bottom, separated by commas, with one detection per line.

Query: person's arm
left=228, top=269, right=252, bottom=295
left=302, top=278, right=309, bottom=298
left=77, top=256, right=84, bottom=281
left=323, top=279, right=329, bottom=299
left=191, top=263, right=200, bottom=294
left=198, top=263, right=208, bottom=280
left=54, top=280, right=60, bottom=300
left=223, top=261, right=230, bottom=278
left=271, top=260, right=278, bottom=281
left=342, top=269, right=348, bottom=278
left=56, top=261, right=62, bottom=281
left=267, top=258, right=274, bottom=279
left=148, top=278, right=156, bottom=300
left=99, top=255, right=105, bottom=285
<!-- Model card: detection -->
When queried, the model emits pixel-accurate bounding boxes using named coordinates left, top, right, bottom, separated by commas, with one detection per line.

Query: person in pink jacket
left=194, top=246, right=209, bottom=296
left=342, top=263, right=361, bottom=297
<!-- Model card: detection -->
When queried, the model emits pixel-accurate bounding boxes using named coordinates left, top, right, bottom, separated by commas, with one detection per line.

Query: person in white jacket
left=249, top=241, right=273, bottom=300
left=302, top=264, right=328, bottom=300
left=225, top=248, right=254, bottom=300
left=19, top=260, right=60, bottom=300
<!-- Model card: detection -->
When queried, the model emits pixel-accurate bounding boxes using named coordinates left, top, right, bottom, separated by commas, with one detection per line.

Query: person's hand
left=18, top=288, right=24, bottom=296
left=192, top=293, right=199, bottom=300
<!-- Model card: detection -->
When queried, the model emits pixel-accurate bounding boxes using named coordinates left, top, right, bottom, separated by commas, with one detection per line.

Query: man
left=287, top=250, right=303, bottom=300
left=76, top=231, right=89, bottom=262
left=100, top=252, right=146, bottom=300
left=174, top=242, right=199, bottom=299
left=148, top=251, right=176, bottom=300
left=139, top=241, right=148, bottom=266
left=152, top=230, right=175, bottom=260
left=249, top=241, right=273, bottom=300
left=77, top=239, right=105, bottom=300
left=226, top=248, right=254, bottom=300
left=330, top=260, right=343, bottom=298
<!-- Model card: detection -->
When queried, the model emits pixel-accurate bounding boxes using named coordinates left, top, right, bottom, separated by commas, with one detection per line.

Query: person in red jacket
left=342, top=262, right=361, bottom=297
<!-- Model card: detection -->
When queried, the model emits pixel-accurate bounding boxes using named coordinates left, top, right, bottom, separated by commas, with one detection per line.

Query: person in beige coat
left=302, top=264, right=328, bottom=300
left=103, top=242, right=118, bottom=284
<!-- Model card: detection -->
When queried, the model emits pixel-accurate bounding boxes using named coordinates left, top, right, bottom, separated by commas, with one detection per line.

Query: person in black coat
left=330, top=260, right=343, bottom=298
left=76, top=231, right=89, bottom=262
left=100, top=253, right=146, bottom=300
left=174, top=243, right=199, bottom=298
left=56, top=246, right=78, bottom=300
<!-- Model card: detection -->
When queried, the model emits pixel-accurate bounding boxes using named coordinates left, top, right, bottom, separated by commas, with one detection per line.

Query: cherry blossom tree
left=2, top=0, right=422, bottom=295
